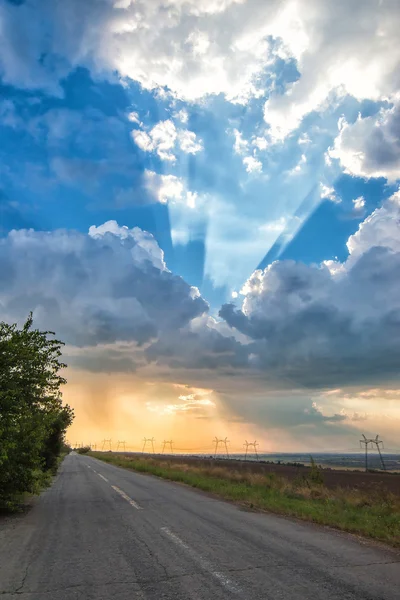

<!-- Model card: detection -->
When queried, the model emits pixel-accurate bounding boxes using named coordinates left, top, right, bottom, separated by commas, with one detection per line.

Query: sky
left=1, top=0, right=400, bottom=453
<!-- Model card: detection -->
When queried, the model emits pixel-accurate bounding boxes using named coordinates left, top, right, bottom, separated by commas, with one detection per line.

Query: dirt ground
left=117, top=453, right=400, bottom=496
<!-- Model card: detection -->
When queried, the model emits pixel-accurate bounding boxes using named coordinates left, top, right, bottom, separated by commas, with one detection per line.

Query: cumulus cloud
left=319, top=183, right=340, bottom=203
left=329, top=102, right=400, bottom=182
left=0, top=221, right=208, bottom=347
left=132, top=120, right=202, bottom=162
left=177, top=129, right=203, bottom=154
left=346, top=190, right=400, bottom=262
left=145, top=315, right=248, bottom=371
left=232, top=129, right=263, bottom=173
left=220, top=190, right=400, bottom=387
left=3, top=1, right=398, bottom=127
left=263, top=2, right=400, bottom=140
left=352, top=196, right=365, bottom=211
left=243, top=156, right=262, bottom=174
left=143, top=170, right=197, bottom=206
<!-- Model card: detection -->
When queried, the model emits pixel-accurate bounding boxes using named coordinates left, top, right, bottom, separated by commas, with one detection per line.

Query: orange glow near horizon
left=64, top=369, right=269, bottom=453
left=64, top=369, right=400, bottom=453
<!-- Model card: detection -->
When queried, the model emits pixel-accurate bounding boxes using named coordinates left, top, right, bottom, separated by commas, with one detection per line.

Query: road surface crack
left=334, top=560, right=400, bottom=568
left=1, top=581, right=142, bottom=595
left=12, top=560, right=31, bottom=595
left=137, top=535, right=169, bottom=580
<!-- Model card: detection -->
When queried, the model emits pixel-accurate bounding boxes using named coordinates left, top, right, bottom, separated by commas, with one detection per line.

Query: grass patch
left=90, top=452, right=400, bottom=548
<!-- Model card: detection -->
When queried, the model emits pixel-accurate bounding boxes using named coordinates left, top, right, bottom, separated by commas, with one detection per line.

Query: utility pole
left=244, top=440, right=259, bottom=461
left=162, top=440, right=174, bottom=454
left=116, top=441, right=126, bottom=452
left=142, top=437, right=155, bottom=454
left=213, top=437, right=230, bottom=458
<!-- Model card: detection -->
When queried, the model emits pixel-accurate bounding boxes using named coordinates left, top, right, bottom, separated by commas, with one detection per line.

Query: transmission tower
left=360, top=434, right=386, bottom=471
left=360, top=434, right=373, bottom=472
left=244, top=440, right=259, bottom=461
left=142, top=437, right=155, bottom=453
left=213, top=437, right=230, bottom=458
left=116, top=440, right=126, bottom=452
left=372, top=435, right=386, bottom=471
left=162, top=440, right=174, bottom=453
left=102, top=438, right=112, bottom=451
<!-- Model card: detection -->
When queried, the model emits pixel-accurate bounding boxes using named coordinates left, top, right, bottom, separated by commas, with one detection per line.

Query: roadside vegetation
left=0, top=314, right=73, bottom=511
left=91, top=453, right=400, bottom=547
left=76, top=446, right=91, bottom=454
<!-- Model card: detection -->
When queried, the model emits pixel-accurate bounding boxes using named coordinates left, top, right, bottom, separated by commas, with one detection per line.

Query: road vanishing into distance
left=0, top=453, right=399, bottom=600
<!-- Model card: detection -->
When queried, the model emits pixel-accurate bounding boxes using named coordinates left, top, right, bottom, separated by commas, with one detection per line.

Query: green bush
left=0, top=314, right=74, bottom=510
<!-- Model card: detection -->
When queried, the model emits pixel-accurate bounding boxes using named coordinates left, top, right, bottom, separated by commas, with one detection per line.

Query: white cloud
left=287, top=153, right=307, bottom=176
left=329, top=101, right=400, bottom=182
left=144, top=169, right=197, bottom=207
left=2, top=1, right=399, bottom=133
left=259, top=217, right=288, bottom=234
left=132, top=120, right=202, bottom=161
left=144, top=170, right=184, bottom=203
left=150, top=120, right=178, bottom=161
left=233, top=128, right=249, bottom=155
left=352, top=196, right=365, bottom=211
left=146, top=387, right=216, bottom=415
left=186, top=191, right=198, bottom=208
left=243, top=155, right=262, bottom=173
left=127, top=111, right=141, bottom=124
left=263, top=2, right=400, bottom=140
left=232, top=129, right=262, bottom=173
left=177, top=129, right=203, bottom=154
left=174, top=109, right=189, bottom=124
left=252, top=136, right=268, bottom=151
left=131, top=130, right=154, bottom=153
left=346, top=190, right=400, bottom=263
left=319, top=182, right=340, bottom=203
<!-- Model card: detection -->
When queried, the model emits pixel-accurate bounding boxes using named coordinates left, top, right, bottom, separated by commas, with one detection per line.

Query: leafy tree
left=0, top=314, right=73, bottom=509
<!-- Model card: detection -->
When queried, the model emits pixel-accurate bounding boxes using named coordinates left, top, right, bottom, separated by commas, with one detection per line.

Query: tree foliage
left=0, top=314, right=73, bottom=509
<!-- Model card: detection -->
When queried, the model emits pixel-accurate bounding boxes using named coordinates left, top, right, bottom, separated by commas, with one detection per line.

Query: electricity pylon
left=213, top=437, right=229, bottom=458
left=372, top=435, right=386, bottom=471
left=360, top=434, right=374, bottom=472
left=360, top=434, right=386, bottom=471
left=162, top=440, right=174, bottom=453
left=116, top=440, right=126, bottom=452
left=102, top=439, right=112, bottom=451
left=142, top=437, right=155, bottom=454
left=244, top=440, right=259, bottom=461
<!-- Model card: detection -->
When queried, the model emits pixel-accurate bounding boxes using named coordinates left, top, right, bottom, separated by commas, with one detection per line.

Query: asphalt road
left=0, top=453, right=399, bottom=600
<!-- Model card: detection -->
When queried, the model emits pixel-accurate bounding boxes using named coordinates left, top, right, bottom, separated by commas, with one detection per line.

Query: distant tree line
left=0, top=314, right=74, bottom=510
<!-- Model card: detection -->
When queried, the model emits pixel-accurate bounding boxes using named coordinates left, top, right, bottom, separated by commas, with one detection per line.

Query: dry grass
left=91, top=453, right=400, bottom=547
